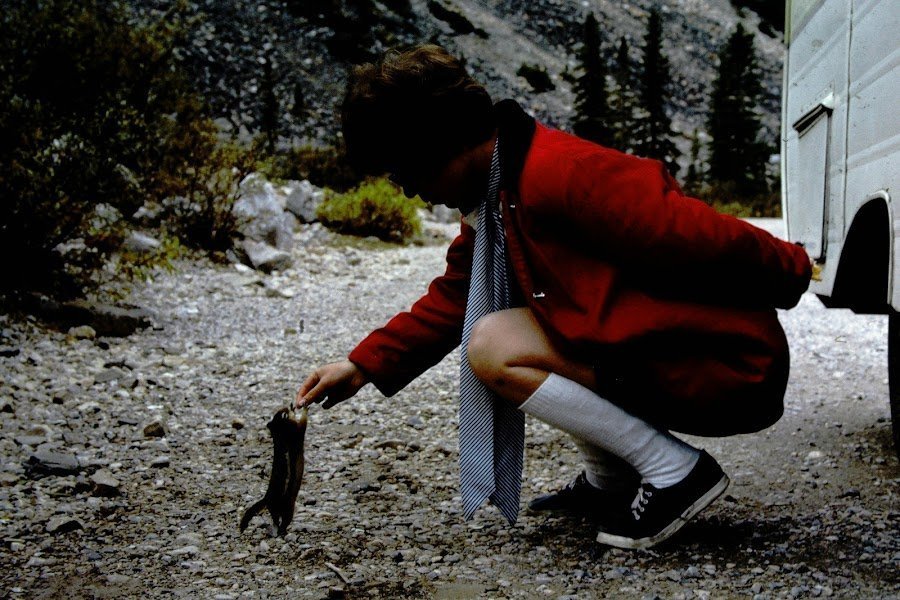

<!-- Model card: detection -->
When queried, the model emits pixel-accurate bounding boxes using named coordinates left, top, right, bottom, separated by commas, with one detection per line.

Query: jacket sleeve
left=347, top=223, right=474, bottom=396
left=527, top=149, right=812, bottom=309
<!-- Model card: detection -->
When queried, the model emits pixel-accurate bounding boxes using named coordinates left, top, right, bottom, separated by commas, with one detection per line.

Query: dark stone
left=29, top=295, right=152, bottom=337
left=143, top=422, right=165, bottom=438
left=95, top=368, right=123, bottom=384
left=90, top=470, right=121, bottom=497
left=349, top=479, right=381, bottom=494
left=84, top=549, right=103, bottom=561
left=26, top=451, right=81, bottom=476
left=15, top=435, right=46, bottom=447
left=0, top=347, right=19, bottom=358
left=47, top=516, right=84, bottom=534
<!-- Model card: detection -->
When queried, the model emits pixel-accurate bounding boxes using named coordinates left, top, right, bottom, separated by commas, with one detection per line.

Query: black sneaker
left=528, top=471, right=633, bottom=515
left=594, top=451, right=730, bottom=550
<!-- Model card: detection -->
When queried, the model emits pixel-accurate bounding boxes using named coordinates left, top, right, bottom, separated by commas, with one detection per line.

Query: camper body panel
left=845, top=0, right=900, bottom=309
left=782, top=0, right=851, bottom=292
left=783, top=0, right=899, bottom=310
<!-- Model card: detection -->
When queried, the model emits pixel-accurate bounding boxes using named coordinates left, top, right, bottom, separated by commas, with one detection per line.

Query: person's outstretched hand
left=296, top=360, right=368, bottom=409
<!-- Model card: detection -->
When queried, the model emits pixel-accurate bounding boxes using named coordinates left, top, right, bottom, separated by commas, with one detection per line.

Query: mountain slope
left=134, top=0, right=785, bottom=169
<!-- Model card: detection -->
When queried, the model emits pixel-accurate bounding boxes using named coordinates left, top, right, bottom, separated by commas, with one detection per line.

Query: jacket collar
left=494, top=99, right=536, bottom=193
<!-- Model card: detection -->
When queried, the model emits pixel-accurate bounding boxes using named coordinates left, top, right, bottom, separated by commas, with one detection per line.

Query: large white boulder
left=284, top=179, right=326, bottom=223
left=233, top=173, right=295, bottom=251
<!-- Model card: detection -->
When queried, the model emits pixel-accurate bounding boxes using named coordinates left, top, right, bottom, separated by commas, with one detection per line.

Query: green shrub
left=698, top=180, right=781, bottom=218
left=162, top=135, right=255, bottom=256
left=0, top=0, right=239, bottom=298
left=258, top=144, right=363, bottom=193
left=317, top=178, right=424, bottom=243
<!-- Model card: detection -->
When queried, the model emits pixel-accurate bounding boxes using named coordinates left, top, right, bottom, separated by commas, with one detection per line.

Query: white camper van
left=781, top=0, right=899, bottom=453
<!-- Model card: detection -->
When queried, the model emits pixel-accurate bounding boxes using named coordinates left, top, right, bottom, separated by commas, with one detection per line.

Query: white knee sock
left=520, top=374, right=700, bottom=488
left=571, top=436, right=639, bottom=491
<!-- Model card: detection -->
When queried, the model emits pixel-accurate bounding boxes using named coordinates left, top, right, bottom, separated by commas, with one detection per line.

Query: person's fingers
left=296, top=362, right=363, bottom=409
left=298, top=372, right=320, bottom=398
left=302, top=378, right=331, bottom=406
left=295, top=372, right=320, bottom=408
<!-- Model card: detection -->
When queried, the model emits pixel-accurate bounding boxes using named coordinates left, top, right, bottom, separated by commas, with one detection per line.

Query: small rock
left=349, top=479, right=381, bottom=494
left=664, top=569, right=681, bottom=582
left=39, top=299, right=152, bottom=337
left=241, top=240, right=292, bottom=273
left=1, top=400, right=13, bottom=413
left=78, top=401, right=101, bottom=413
left=263, top=283, right=295, bottom=298
left=374, top=440, right=406, bottom=450
left=684, top=566, right=701, bottom=579
left=94, top=368, right=123, bottom=384
left=162, top=355, right=185, bottom=368
left=150, top=456, right=170, bottom=468
left=25, top=555, right=54, bottom=567
left=47, top=516, right=84, bottom=534
left=84, top=549, right=103, bottom=561
left=27, top=451, right=81, bottom=476
left=0, top=472, right=20, bottom=486
left=176, top=532, right=204, bottom=546
left=67, top=325, right=96, bottom=340
left=231, top=419, right=246, bottom=430
left=143, top=422, right=166, bottom=438
left=170, top=545, right=200, bottom=556
left=123, top=231, right=161, bottom=253
left=90, top=469, right=121, bottom=497
left=15, top=435, right=46, bottom=447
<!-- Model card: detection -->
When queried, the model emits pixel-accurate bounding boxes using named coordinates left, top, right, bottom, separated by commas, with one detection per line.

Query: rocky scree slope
left=131, top=0, right=784, bottom=164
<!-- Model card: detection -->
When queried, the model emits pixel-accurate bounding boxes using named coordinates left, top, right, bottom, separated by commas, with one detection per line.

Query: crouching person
left=296, top=44, right=812, bottom=549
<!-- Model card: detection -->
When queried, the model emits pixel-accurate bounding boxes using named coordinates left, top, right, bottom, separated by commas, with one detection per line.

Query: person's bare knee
left=467, top=308, right=599, bottom=403
left=467, top=309, right=559, bottom=402
left=466, top=312, right=508, bottom=384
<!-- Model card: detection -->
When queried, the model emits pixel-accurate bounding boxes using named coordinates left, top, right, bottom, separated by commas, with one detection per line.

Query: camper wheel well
left=822, top=199, right=891, bottom=313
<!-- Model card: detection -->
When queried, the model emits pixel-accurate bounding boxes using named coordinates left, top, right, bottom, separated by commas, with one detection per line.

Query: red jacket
left=349, top=101, right=812, bottom=436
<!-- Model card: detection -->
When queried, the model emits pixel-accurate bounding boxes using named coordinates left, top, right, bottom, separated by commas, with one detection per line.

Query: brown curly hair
left=341, top=44, right=495, bottom=176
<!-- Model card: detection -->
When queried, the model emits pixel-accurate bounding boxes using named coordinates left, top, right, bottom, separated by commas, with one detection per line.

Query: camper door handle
left=793, top=92, right=836, bottom=135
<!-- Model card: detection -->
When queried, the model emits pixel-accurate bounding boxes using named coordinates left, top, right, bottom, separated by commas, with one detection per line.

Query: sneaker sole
left=594, top=473, right=730, bottom=550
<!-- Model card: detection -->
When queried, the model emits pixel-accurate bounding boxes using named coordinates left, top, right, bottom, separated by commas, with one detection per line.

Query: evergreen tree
left=633, top=8, right=680, bottom=174
left=683, top=129, right=705, bottom=196
left=609, top=37, right=637, bottom=152
left=260, top=49, right=280, bottom=154
left=707, top=23, right=770, bottom=196
left=571, top=13, right=615, bottom=147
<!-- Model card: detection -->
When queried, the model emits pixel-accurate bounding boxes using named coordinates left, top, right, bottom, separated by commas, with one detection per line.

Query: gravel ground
left=1, top=220, right=898, bottom=599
